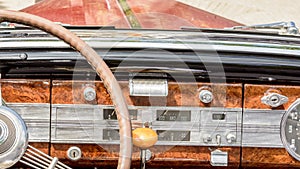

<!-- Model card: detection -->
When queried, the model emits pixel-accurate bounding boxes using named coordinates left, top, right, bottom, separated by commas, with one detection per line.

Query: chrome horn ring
left=0, top=119, right=9, bottom=144
left=0, top=106, right=28, bottom=168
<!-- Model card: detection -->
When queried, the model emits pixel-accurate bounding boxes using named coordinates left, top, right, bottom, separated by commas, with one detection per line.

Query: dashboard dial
left=281, top=99, right=300, bottom=161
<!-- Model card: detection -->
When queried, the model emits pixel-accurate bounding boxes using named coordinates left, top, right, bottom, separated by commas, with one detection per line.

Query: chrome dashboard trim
left=51, top=104, right=242, bottom=146
left=5, top=103, right=286, bottom=148
left=242, top=109, right=285, bottom=148
left=6, top=103, right=50, bottom=142
left=1, top=39, right=300, bottom=57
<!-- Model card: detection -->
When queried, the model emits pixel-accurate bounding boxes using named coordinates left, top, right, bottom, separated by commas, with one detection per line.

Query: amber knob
left=132, top=128, right=158, bottom=149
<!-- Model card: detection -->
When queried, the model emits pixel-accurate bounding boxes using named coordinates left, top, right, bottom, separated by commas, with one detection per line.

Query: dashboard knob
left=216, top=134, right=221, bottom=145
left=132, top=128, right=158, bottom=149
left=83, top=87, right=96, bottom=101
left=203, top=135, right=212, bottom=144
left=199, top=90, right=213, bottom=104
left=226, top=133, right=236, bottom=144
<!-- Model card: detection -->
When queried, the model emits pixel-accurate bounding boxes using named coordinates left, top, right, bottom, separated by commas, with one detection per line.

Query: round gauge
left=281, top=99, right=300, bottom=161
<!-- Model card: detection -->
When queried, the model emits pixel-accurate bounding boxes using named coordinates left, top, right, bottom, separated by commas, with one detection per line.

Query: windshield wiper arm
left=230, top=21, right=299, bottom=35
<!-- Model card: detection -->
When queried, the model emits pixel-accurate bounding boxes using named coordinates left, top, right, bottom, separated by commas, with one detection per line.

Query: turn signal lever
left=132, top=128, right=158, bottom=169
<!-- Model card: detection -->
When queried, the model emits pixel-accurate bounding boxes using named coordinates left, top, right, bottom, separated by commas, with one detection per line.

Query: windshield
left=1, top=0, right=298, bottom=30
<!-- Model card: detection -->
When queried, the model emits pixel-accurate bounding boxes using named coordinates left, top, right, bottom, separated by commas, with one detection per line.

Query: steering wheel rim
left=0, top=10, right=132, bottom=169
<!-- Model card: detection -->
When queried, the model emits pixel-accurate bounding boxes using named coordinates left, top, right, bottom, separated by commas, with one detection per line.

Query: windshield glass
left=1, top=0, right=299, bottom=30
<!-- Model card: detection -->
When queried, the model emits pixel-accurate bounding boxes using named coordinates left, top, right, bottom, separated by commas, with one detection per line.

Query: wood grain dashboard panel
left=242, top=147, right=300, bottom=168
left=51, top=144, right=240, bottom=168
left=1, top=79, right=50, bottom=103
left=52, top=80, right=242, bottom=108
left=244, top=84, right=300, bottom=110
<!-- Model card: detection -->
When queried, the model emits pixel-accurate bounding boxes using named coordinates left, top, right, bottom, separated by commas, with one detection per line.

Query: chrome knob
left=226, top=133, right=236, bottom=144
left=216, top=134, right=221, bottom=145
left=203, top=135, right=212, bottom=144
left=199, top=90, right=213, bottom=104
left=83, top=87, right=96, bottom=101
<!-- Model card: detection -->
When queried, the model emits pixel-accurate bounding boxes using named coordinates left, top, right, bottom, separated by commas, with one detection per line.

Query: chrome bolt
left=19, top=53, right=28, bottom=60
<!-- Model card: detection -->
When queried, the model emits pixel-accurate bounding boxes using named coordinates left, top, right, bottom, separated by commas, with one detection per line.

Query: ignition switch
left=67, top=146, right=82, bottom=161
left=261, top=92, right=288, bottom=107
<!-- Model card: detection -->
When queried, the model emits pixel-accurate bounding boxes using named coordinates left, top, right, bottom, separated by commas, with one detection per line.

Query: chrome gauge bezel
left=281, top=98, right=300, bottom=161
left=0, top=106, right=28, bottom=168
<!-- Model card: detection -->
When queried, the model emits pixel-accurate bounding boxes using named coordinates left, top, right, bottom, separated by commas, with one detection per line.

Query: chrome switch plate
left=129, top=78, right=168, bottom=96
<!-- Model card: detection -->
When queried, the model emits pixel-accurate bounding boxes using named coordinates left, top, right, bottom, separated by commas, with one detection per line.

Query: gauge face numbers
left=281, top=100, right=300, bottom=161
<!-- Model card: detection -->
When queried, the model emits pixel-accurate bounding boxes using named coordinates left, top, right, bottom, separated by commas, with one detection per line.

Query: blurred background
left=0, top=0, right=300, bottom=28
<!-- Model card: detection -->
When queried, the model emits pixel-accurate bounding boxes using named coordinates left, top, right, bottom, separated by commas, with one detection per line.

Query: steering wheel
left=0, top=10, right=132, bottom=169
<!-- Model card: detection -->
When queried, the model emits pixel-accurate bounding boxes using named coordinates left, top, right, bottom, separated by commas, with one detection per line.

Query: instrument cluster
left=1, top=79, right=300, bottom=167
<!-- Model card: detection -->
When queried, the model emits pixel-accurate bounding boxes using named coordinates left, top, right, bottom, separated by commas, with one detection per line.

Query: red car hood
left=21, top=0, right=241, bottom=29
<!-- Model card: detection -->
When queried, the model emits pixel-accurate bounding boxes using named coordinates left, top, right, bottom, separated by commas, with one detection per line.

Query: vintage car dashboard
left=1, top=25, right=300, bottom=168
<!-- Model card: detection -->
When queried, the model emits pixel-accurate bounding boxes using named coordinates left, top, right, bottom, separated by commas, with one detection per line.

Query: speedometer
left=281, top=99, right=300, bottom=161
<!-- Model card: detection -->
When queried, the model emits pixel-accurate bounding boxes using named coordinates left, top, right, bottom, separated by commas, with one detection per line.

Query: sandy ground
left=178, top=0, right=300, bottom=27
left=0, top=0, right=35, bottom=10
